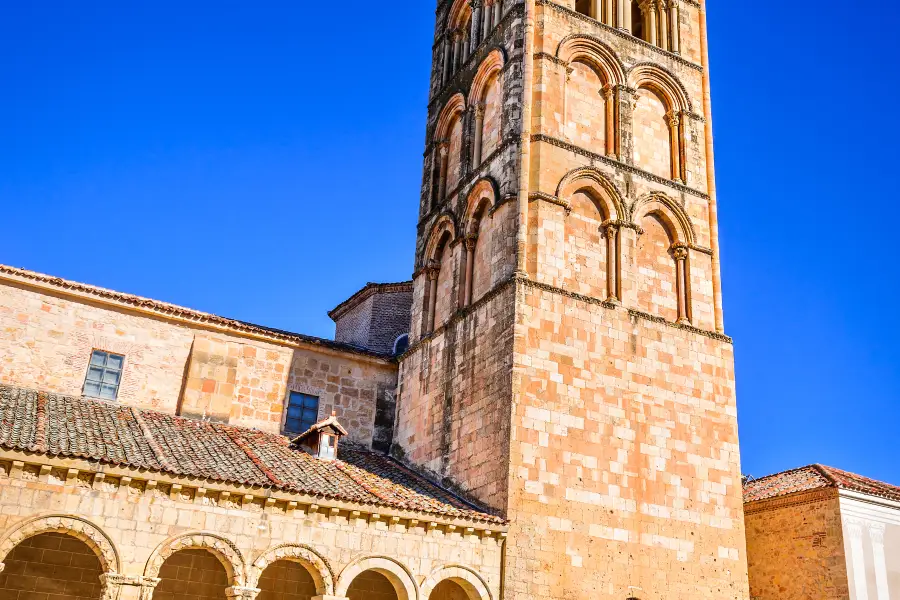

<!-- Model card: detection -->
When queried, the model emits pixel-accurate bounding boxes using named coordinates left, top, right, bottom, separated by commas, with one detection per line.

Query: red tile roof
left=744, top=464, right=900, bottom=504
left=0, top=384, right=502, bottom=524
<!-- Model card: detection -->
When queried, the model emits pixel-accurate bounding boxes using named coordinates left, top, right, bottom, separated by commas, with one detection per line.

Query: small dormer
left=291, top=414, right=348, bottom=461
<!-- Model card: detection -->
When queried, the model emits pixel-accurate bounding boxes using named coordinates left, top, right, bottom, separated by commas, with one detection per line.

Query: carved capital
left=602, top=222, right=619, bottom=239
left=671, top=244, right=689, bottom=261
left=426, top=261, right=442, bottom=280
left=465, top=234, right=479, bottom=250
left=226, top=587, right=262, bottom=600
left=845, top=518, right=864, bottom=540
left=473, top=103, right=486, bottom=119
left=601, top=83, right=615, bottom=100
left=869, top=523, right=886, bottom=546
left=665, top=111, right=681, bottom=128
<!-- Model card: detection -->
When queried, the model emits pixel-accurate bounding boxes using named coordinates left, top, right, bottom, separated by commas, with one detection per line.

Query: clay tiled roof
left=0, top=264, right=394, bottom=361
left=743, top=464, right=900, bottom=504
left=0, top=384, right=502, bottom=524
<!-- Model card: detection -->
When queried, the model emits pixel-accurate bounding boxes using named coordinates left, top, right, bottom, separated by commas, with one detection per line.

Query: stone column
left=442, top=38, right=452, bottom=84
left=677, top=111, right=687, bottom=182
left=464, top=234, right=478, bottom=306
left=452, top=34, right=462, bottom=72
left=482, top=0, right=492, bottom=38
left=672, top=244, right=690, bottom=324
left=226, top=587, right=261, bottom=600
left=669, top=0, right=680, bottom=54
left=426, top=263, right=441, bottom=333
left=437, top=143, right=450, bottom=201
left=470, top=1, right=482, bottom=52
left=666, top=111, right=682, bottom=182
left=646, top=1, right=658, bottom=45
left=617, top=0, right=628, bottom=30
left=845, top=518, right=870, bottom=600
left=603, top=85, right=616, bottom=157
left=869, top=523, right=890, bottom=600
left=617, top=85, right=635, bottom=163
left=493, top=0, right=502, bottom=26
left=604, top=223, right=619, bottom=301
left=472, top=104, right=486, bottom=166
left=658, top=1, right=669, bottom=50
left=100, top=574, right=160, bottom=600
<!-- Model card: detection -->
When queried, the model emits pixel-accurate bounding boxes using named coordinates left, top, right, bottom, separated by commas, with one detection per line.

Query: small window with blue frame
left=83, top=350, right=125, bottom=400
left=285, top=392, right=320, bottom=434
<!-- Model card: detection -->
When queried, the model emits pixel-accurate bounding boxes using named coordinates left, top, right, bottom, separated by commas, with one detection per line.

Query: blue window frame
left=285, top=392, right=320, bottom=434
left=83, top=350, right=124, bottom=400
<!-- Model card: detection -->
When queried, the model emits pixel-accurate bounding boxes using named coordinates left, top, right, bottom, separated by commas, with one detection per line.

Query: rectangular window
left=285, top=392, right=320, bottom=434
left=83, top=350, right=125, bottom=400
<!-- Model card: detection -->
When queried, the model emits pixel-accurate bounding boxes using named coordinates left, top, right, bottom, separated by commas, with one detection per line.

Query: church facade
left=2, top=0, right=872, bottom=599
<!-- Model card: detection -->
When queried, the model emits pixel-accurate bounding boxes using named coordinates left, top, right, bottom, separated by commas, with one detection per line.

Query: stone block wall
left=505, top=281, right=748, bottom=599
left=0, top=454, right=504, bottom=600
left=744, top=491, right=849, bottom=600
left=0, top=278, right=397, bottom=448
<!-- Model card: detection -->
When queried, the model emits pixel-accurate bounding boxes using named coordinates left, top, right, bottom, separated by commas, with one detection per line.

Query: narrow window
left=285, top=392, right=320, bottom=434
left=83, top=350, right=124, bottom=400
left=575, top=0, right=593, bottom=17
left=393, top=333, right=410, bottom=356
left=631, top=0, right=645, bottom=40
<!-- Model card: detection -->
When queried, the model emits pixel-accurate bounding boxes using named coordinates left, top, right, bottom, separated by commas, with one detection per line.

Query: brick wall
left=154, top=549, right=229, bottom=600
left=0, top=532, right=103, bottom=600
left=745, top=492, right=849, bottom=600
left=331, top=284, right=412, bottom=356
left=0, top=280, right=398, bottom=447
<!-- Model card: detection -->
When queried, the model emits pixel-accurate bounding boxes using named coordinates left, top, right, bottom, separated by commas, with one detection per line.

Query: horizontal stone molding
left=531, top=134, right=710, bottom=199
left=744, top=488, right=837, bottom=515
left=0, top=450, right=509, bottom=534
left=536, top=0, right=704, bottom=72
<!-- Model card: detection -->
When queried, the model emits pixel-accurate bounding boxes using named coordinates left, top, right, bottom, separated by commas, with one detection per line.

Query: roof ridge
left=219, top=425, right=288, bottom=489
left=811, top=464, right=841, bottom=487
left=745, top=464, right=822, bottom=485
left=130, top=407, right=177, bottom=473
left=33, top=391, right=48, bottom=454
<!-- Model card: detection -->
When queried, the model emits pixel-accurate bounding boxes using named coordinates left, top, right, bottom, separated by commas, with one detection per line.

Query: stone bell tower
left=396, top=0, right=750, bottom=598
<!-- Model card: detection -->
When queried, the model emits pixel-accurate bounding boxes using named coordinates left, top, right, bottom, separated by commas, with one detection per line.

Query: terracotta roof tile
left=744, top=464, right=900, bottom=504
left=0, top=384, right=501, bottom=524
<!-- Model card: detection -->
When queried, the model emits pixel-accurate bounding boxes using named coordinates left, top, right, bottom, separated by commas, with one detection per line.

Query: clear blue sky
left=1, top=2, right=898, bottom=486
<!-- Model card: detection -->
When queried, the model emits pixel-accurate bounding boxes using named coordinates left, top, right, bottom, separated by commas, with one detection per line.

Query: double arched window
left=574, top=0, right=682, bottom=55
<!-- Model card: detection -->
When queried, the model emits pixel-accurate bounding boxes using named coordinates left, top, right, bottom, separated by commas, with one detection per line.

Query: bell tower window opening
left=631, top=1, right=645, bottom=41
left=576, top=0, right=594, bottom=18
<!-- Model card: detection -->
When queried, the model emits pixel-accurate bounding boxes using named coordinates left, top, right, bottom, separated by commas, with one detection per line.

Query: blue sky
left=1, top=2, right=898, bottom=486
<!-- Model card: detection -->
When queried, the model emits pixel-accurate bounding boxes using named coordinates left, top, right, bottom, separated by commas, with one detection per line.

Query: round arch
left=557, top=35, right=627, bottom=86
left=420, top=565, right=492, bottom=600
left=336, top=555, right=419, bottom=600
left=470, top=49, right=506, bottom=104
left=144, top=532, right=246, bottom=588
left=0, top=515, right=120, bottom=576
left=556, top=167, right=625, bottom=220
left=425, top=214, right=458, bottom=263
left=447, top=0, right=474, bottom=32
left=435, top=94, right=468, bottom=141
left=631, top=192, right=695, bottom=245
left=248, top=544, right=334, bottom=595
left=628, top=63, right=691, bottom=113
left=463, top=178, right=499, bottom=235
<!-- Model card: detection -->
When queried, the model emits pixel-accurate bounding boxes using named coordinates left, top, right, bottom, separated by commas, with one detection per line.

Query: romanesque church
left=0, top=1, right=897, bottom=599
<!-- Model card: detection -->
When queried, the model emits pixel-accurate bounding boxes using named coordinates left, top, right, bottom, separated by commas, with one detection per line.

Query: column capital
left=845, top=517, right=865, bottom=539
left=665, top=111, right=681, bottom=128
left=465, top=233, right=479, bottom=250
left=868, top=522, right=887, bottom=545
left=601, top=83, right=616, bottom=99
left=226, top=586, right=261, bottom=600
left=426, top=260, right=442, bottom=280
left=100, top=574, right=161, bottom=588
left=602, top=221, right=620, bottom=239
left=671, top=243, right=689, bottom=261
left=473, top=102, right=486, bottom=118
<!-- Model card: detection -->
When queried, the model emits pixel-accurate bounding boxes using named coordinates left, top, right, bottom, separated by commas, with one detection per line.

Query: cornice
left=328, top=281, right=414, bottom=321
left=536, top=0, right=704, bottom=73
left=744, top=488, right=837, bottom=516
left=531, top=134, right=710, bottom=199
left=401, top=273, right=732, bottom=359
left=0, top=265, right=396, bottom=366
left=0, top=450, right=508, bottom=533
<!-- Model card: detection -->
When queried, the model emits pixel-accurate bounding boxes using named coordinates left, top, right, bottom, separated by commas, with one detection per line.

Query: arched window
left=631, top=0, right=645, bottom=41
left=575, top=0, right=594, bottom=18
left=393, top=333, right=410, bottom=356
